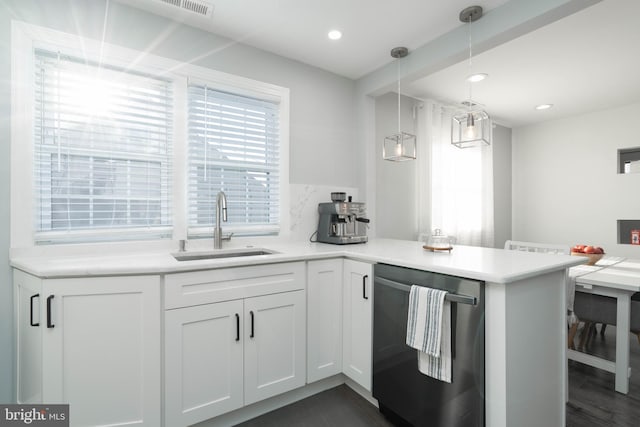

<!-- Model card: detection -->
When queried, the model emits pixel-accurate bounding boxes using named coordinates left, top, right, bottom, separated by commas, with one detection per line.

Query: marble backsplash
left=289, top=184, right=361, bottom=241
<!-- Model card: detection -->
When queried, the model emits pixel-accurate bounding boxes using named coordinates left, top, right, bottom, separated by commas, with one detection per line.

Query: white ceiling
left=125, top=0, right=509, bottom=79
left=123, top=0, right=639, bottom=128
left=406, top=0, right=640, bottom=127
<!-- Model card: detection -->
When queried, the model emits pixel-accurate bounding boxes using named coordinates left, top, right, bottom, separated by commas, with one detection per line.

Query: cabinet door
left=244, top=290, right=306, bottom=405
left=307, top=259, right=343, bottom=383
left=342, top=260, right=373, bottom=391
left=165, top=300, right=244, bottom=427
left=14, top=270, right=43, bottom=404
left=42, top=276, right=161, bottom=427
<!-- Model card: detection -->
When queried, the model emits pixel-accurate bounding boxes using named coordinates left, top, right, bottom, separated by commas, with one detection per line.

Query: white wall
left=493, top=125, right=513, bottom=248
left=0, top=0, right=359, bottom=403
left=375, top=93, right=418, bottom=240
left=374, top=95, right=512, bottom=246
left=0, top=3, right=10, bottom=404
left=512, top=102, right=640, bottom=257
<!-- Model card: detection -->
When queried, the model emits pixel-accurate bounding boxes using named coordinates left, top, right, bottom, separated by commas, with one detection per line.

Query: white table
left=568, top=258, right=640, bottom=394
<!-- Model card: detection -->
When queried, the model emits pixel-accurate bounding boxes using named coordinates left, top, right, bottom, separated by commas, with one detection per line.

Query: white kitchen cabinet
left=13, top=270, right=161, bottom=427
left=244, top=290, right=306, bottom=405
left=164, top=300, right=244, bottom=427
left=14, top=271, right=42, bottom=404
left=164, top=262, right=306, bottom=309
left=164, top=262, right=306, bottom=426
left=306, top=259, right=343, bottom=383
left=342, top=259, right=373, bottom=391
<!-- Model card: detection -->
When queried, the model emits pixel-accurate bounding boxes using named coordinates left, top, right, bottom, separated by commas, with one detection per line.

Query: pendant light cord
left=467, top=15, right=473, bottom=105
left=397, top=58, right=401, bottom=134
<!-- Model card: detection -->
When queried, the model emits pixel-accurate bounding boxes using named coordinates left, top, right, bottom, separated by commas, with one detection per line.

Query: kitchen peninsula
left=11, top=238, right=584, bottom=427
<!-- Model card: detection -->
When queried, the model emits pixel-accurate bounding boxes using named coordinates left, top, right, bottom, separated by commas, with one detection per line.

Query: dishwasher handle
left=375, top=276, right=477, bottom=306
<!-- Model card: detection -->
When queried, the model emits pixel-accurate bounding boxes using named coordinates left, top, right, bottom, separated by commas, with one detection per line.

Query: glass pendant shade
left=383, top=131, right=416, bottom=161
left=452, top=6, right=491, bottom=149
left=383, top=46, right=416, bottom=162
left=451, top=109, right=490, bottom=148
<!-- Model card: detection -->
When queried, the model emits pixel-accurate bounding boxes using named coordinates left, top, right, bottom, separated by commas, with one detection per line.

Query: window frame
left=185, top=80, right=282, bottom=238
left=32, top=49, right=175, bottom=243
left=10, top=21, right=290, bottom=249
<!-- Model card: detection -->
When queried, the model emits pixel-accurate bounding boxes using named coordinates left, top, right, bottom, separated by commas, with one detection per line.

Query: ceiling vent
left=157, top=0, right=213, bottom=18
left=121, top=0, right=215, bottom=21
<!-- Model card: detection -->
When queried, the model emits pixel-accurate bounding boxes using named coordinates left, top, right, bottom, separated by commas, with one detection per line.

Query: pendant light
left=451, top=5, right=491, bottom=149
left=383, top=47, right=416, bottom=161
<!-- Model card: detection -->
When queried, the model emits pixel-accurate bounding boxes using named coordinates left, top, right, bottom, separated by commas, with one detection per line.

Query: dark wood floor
left=235, top=384, right=393, bottom=427
left=566, top=325, right=640, bottom=427
left=237, top=325, right=640, bottom=427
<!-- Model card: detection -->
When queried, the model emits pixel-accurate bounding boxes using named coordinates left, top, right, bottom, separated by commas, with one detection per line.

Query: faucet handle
left=222, top=232, right=234, bottom=241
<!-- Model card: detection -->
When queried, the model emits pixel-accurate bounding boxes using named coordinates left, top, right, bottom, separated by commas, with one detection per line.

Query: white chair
left=572, top=289, right=640, bottom=349
left=504, top=240, right=570, bottom=255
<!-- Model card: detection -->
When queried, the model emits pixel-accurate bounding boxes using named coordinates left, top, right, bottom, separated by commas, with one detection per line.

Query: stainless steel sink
left=172, top=248, right=278, bottom=261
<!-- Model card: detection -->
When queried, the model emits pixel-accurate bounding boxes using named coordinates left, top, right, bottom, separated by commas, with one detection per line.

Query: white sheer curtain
left=418, top=100, right=494, bottom=247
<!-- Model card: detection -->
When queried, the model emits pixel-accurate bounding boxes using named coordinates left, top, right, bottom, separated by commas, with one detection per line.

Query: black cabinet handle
left=235, top=313, right=240, bottom=342
left=46, top=295, right=55, bottom=328
left=30, top=294, right=40, bottom=327
left=250, top=311, right=255, bottom=338
left=363, top=275, right=369, bottom=300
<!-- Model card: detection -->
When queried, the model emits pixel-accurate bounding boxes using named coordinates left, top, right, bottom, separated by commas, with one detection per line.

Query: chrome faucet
left=214, top=191, right=228, bottom=249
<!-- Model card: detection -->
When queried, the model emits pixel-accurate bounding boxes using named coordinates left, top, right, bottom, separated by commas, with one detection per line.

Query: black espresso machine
left=316, top=192, right=369, bottom=245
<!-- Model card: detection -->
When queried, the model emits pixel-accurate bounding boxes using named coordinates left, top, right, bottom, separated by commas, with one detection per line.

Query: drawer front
left=165, top=262, right=305, bottom=309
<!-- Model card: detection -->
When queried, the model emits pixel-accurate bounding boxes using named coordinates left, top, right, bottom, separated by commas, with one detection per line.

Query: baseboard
left=193, top=375, right=346, bottom=427
left=343, top=377, right=379, bottom=407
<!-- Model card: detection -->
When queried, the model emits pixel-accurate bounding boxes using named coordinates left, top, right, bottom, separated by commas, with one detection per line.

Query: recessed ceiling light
left=467, top=73, right=488, bottom=83
left=535, top=104, right=553, bottom=110
left=328, top=30, right=342, bottom=40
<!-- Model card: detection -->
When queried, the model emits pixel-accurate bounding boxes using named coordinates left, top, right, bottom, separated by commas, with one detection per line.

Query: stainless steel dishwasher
left=373, top=263, right=485, bottom=427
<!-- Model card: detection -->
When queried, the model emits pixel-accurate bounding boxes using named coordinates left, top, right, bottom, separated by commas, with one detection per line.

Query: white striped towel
left=406, top=285, right=452, bottom=383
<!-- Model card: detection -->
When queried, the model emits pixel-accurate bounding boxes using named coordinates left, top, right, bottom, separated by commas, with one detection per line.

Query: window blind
left=33, top=49, right=173, bottom=243
left=187, top=85, right=280, bottom=237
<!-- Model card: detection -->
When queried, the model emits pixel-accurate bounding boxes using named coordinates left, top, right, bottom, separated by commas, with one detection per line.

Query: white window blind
left=187, top=85, right=280, bottom=237
left=33, top=49, right=173, bottom=243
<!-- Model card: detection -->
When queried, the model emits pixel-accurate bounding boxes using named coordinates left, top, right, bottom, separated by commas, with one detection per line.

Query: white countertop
left=574, top=259, right=640, bottom=292
left=10, top=238, right=586, bottom=283
left=566, top=256, right=640, bottom=292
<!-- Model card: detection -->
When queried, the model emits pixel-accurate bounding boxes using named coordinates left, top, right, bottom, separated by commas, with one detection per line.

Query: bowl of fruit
left=571, top=244, right=605, bottom=265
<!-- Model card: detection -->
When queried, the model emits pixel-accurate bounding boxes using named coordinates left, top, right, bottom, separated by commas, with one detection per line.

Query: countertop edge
left=10, top=239, right=586, bottom=284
